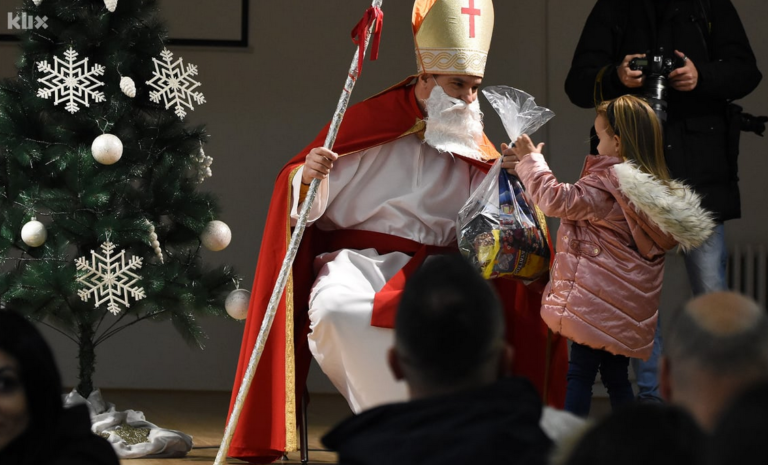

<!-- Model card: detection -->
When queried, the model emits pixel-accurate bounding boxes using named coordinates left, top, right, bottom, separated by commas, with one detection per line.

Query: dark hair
left=0, top=310, right=63, bottom=461
left=709, top=382, right=768, bottom=465
left=394, top=254, right=504, bottom=387
left=562, top=403, right=705, bottom=465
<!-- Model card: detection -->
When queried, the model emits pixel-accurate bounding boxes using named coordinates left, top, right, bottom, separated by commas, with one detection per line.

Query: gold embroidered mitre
left=413, top=0, right=494, bottom=77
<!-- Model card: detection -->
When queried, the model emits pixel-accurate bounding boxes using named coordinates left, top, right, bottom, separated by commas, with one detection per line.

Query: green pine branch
left=0, top=0, right=239, bottom=398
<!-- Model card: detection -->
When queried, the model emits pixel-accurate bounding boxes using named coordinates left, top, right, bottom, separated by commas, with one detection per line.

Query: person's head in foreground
left=388, top=253, right=512, bottom=399
left=554, top=403, right=705, bottom=465
left=322, top=253, right=552, bottom=465
left=660, top=291, right=768, bottom=430
left=0, top=309, right=63, bottom=462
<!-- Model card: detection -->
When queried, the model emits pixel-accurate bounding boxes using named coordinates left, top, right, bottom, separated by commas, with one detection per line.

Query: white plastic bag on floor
left=64, top=389, right=193, bottom=459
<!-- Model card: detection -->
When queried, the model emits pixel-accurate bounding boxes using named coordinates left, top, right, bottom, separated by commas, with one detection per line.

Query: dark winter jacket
left=322, top=377, right=553, bottom=465
left=565, top=0, right=761, bottom=221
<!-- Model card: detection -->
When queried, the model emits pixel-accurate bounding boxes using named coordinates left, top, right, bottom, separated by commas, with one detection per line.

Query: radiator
left=728, top=244, right=768, bottom=308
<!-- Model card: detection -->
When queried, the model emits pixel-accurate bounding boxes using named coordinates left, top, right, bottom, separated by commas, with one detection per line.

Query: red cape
left=227, top=78, right=568, bottom=463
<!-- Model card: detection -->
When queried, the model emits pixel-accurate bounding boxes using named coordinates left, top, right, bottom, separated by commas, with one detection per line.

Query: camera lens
left=741, top=113, right=767, bottom=136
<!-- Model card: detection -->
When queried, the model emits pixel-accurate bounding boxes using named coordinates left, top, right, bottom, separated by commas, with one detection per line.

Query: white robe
left=291, top=134, right=485, bottom=412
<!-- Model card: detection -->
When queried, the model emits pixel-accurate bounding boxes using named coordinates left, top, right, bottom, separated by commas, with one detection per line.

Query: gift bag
left=457, top=86, right=555, bottom=281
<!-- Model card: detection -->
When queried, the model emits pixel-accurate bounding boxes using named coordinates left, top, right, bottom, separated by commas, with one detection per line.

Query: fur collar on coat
left=612, top=162, right=716, bottom=252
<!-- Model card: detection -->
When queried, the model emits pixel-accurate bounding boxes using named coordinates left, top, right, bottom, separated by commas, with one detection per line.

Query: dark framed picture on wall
left=0, top=0, right=249, bottom=47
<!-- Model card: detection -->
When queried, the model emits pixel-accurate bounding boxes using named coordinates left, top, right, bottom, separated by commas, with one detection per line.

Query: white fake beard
left=423, top=84, right=485, bottom=159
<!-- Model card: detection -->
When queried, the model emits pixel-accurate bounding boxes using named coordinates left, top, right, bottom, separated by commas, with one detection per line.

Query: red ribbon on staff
left=351, top=6, right=384, bottom=76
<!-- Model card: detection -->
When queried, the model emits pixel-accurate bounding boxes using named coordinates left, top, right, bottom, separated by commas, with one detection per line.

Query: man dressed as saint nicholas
left=226, top=0, right=568, bottom=462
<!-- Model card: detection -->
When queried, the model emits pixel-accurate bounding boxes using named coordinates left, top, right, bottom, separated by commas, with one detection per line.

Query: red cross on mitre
left=461, top=0, right=482, bottom=38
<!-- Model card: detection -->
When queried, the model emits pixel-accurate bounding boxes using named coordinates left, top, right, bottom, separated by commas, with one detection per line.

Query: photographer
left=565, top=0, right=761, bottom=403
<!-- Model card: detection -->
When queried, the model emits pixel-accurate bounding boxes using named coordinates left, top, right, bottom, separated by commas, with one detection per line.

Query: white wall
left=1, top=0, right=765, bottom=393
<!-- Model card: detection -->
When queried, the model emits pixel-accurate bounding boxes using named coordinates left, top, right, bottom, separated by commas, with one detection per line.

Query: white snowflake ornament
left=75, top=241, right=146, bottom=315
left=104, top=0, right=117, bottom=12
left=146, top=49, right=205, bottom=119
left=36, top=48, right=106, bottom=114
left=120, top=76, right=136, bottom=98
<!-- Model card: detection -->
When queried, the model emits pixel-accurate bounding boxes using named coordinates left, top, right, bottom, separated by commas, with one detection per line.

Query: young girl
left=503, top=95, right=715, bottom=416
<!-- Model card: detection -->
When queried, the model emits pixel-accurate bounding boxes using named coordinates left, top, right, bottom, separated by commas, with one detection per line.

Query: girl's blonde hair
left=596, top=95, right=670, bottom=182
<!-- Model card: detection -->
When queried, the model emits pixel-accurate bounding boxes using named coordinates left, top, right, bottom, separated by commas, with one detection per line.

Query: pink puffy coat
left=516, top=153, right=714, bottom=360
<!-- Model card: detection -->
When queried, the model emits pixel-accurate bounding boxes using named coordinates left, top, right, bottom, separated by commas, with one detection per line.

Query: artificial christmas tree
left=0, top=0, right=238, bottom=400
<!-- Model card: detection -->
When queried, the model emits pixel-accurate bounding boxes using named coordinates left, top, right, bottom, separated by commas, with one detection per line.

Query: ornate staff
left=214, top=2, right=384, bottom=463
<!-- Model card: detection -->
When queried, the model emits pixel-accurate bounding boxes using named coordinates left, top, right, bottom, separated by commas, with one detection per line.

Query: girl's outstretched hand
left=501, top=135, right=544, bottom=176
left=513, top=134, right=544, bottom=157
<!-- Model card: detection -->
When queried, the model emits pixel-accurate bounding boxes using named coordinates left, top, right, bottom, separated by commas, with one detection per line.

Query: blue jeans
left=565, top=342, right=635, bottom=417
left=683, top=223, right=728, bottom=295
left=632, top=223, right=727, bottom=401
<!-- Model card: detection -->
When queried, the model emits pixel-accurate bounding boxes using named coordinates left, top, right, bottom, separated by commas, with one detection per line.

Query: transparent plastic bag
left=482, top=86, right=555, bottom=143
left=456, top=86, right=555, bottom=281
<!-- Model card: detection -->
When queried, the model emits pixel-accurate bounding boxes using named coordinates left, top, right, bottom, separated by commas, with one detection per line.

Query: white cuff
left=290, top=166, right=329, bottom=226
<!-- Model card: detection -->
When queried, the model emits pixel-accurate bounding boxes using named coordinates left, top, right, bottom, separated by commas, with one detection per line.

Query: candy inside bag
left=457, top=86, right=554, bottom=281
left=458, top=161, right=550, bottom=280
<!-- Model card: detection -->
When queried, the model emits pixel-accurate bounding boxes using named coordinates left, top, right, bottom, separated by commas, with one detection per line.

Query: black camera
left=628, top=53, right=686, bottom=124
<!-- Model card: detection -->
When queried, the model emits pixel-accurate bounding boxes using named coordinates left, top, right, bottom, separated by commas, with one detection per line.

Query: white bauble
left=91, top=134, right=123, bottom=165
left=225, top=289, right=250, bottom=320
left=33, top=0, right=43, bottom=5
left=21, top=218, right=47, bottom=247
left=201, top=220, right=231, bottom=251
left=104, top=0, right=117, bottom=12
left=120, top=76, right=136, bottom=98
